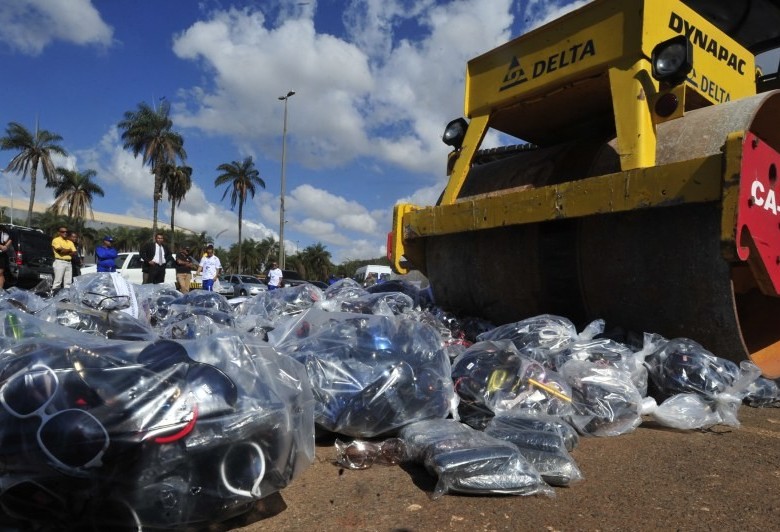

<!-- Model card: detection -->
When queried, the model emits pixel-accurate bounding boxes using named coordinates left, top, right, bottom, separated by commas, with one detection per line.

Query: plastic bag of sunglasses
left=167, top=289, right=234, bottom=315
left=45, top=301, right=158, bottom=342
left=58, top=272, right=139, bottom=317
left=645, top=338, right=746, bottom=400
left=271, top=310, right=454, bottom=437
left=743, top=376, right=780, bottom=407
left=236, top=283, right=324, bottom=321
left=0, top=287, right=55, bottom=319
left=649, top=360, right=762, bottom=429
left=134, top=284, right=184, bottom=326
left=559, top=359, right=646, bottom=437
left=160, top=312, right=236, bottom=340
left=338, top=292, right=416, bottom=316
left=399, top=419, right=553, bottom=499
left=452, top=340, right=574, bottom=419
left=334, top=438, right=407, bottom=469
left=485, top=414, right=583, bottom=487
left=476, top=314, right=582, bottom=366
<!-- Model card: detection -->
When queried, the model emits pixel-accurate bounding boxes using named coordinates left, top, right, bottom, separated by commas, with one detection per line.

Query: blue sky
left=0, top=0, right=585, bottom=263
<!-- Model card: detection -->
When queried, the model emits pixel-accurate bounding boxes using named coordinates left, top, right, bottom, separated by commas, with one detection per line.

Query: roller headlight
left=442, top=118, right=468, bottom=150
left=651, top=35, right=693, bottom=86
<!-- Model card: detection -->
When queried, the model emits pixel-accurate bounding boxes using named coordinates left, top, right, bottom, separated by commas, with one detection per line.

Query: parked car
left=2, top=225, right=54, bottom=290
left=81, top=252, right=177, bottom=285
left=281, top=269, right=308, bottom=287
left=214, top=275, right=237, bottom=296
left=223, top=274, right=267, bottom=296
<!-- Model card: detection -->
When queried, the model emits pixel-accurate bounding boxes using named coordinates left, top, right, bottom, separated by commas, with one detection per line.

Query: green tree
left=0, top=121, right=67, bottom=226
left=299, top=242, right=333, bottom=281
left=214, top=157, right=264, bottom=274
left=118, top=101, right=186, bottom=234
left=162, top=163, right=192, bottom=250
left=49, top=167, right=105, bottom=229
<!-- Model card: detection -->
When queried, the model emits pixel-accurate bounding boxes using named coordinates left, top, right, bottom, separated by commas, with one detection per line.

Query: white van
left=354, top=264, right=393, bottom=286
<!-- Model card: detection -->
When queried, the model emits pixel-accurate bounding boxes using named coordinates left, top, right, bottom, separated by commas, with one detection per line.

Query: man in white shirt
left=196, top=244, right=222, bottom=291
left=267, top=262, right=283, bottom=290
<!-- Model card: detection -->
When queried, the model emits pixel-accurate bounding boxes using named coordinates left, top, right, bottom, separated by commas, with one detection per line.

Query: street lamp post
left=278, top=90, right=295, bottom=270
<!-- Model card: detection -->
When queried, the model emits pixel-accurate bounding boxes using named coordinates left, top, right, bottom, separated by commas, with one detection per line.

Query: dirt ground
left=222, top=406, right=780, bottom=532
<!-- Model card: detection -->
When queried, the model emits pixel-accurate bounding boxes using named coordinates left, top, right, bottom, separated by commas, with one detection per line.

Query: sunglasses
left=0, top=363, right=109, bottom=475
left=335, top=438, right=406, bottom=470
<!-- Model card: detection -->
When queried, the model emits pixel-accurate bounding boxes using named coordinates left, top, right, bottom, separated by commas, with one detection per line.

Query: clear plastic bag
left=399, top=419, right=553, bottom=499
left=451, top=340, right=574, bottom=428
left=559, top=359, right=645, bottom=437
left=334, top=438, right=407, bottom=469
left=272, top=309, right=457, bottom=437
left=485, top=413, right=583, bottom=487
left=649, top=360, right=762, bottom=429
left=0, top=333, right=315, bottom=530
left=476, top=314, right=580, bottom=366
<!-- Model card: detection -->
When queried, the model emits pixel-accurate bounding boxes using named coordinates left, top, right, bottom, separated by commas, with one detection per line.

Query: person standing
left=51, top=226, right=76, bottom=292
left=140, top=233, right=172, bottom=284
left=267, top=261, right=283, bottom=290
left=68, top=231, right=82, bottom=277
left=0, top=225, right=12, bottom=289
left=95, top=236, right=118, bottom=272
left=175, top=245, right=197, bottom=294
left=196, top=244, right=221, bottom=291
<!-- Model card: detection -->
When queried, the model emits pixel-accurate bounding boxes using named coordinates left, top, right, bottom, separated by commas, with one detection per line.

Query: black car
left=281, top=269, right=309, bottom=287
left=2, top=225, right=54, bottom=289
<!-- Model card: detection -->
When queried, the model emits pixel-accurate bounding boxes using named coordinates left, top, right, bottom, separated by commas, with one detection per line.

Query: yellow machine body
left=390, top=0, right=780, bottom=377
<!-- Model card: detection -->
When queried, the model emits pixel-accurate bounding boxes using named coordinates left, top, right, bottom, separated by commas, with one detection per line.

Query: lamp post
left=278, top=90, right=295, bottom=270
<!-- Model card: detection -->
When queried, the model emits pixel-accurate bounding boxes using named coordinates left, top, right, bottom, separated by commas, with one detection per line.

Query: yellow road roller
left=388, top=0, right=780, bottom=377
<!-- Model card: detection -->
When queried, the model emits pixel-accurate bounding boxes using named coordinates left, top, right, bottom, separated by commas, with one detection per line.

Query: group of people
left=46, top=228, right=290, bottom=295
left=50, top=228, right=227, bottom=294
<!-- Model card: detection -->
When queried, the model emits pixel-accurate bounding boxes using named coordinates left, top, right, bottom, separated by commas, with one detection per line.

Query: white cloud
left=0, top=0, right=113, bottom=55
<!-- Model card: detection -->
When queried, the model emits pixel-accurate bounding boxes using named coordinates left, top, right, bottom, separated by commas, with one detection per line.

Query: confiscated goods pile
left=0, top=274, right=778, bottom=529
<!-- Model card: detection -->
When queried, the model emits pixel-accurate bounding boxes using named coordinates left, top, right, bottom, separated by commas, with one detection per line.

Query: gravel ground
left=222, top=406, right=780, bottom=532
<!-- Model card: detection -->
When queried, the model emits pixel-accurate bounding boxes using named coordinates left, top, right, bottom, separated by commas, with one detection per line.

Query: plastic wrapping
left=645, top=338, right=742, bottom=399
left=237, top=283, right=324, bottom=321
left=476, top=314, right=580, bottom=366
left=334, top=438, right=407, bottom=469
left=272, top=308, right=456, bottom=437
left=0, top=333, right=315, bottom=530
left=484, top=413, right=583, bottom=487
left=399, top=419, right=553, bottom=498
left=649, top=360, right=762, bottom=429
left=744, top=377, right=780, bottom=407
left=339, top=292, right=416, bottom=316
left=451, top=340, right=574, bottom=429
left=49, top=302, right=158, bottom=341
left=559, top=359, right=645, bottom=437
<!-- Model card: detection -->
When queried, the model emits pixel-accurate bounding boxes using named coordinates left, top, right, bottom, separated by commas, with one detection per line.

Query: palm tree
left=49, top=167, right=105, bottom=229
left=1, top=121, right=67, bottom=226
left=118, top=101, right=186, bottom=234
left=214, top=157, right=265, bottom=274
left=300, top=242, right=333, bottom=281
left=162, top=163, right=192, bottom=250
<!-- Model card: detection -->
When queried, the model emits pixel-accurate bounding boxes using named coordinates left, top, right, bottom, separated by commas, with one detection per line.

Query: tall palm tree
left=118, top=101, right=186, bottom=234
left=0, top=121, right=67, bottom=226
left=49, top=167, right=105, bottom=229
left=214, top=157, right=265, bottom=274
left=300, top=242, right=333, bottom=281
left=162, top=163, right=192, bottom=250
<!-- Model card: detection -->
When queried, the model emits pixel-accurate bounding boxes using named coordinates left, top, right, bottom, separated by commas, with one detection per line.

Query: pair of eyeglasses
left=0, top=363, right=109, bottom=474
left=335, top=438, right=406, bottom=470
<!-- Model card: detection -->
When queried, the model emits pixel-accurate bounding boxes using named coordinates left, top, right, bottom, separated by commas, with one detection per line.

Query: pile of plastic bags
left=0, top=272, right=778, bottom=525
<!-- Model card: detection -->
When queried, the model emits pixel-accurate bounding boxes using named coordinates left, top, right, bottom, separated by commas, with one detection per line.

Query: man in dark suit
left=140, top=232, right=172, bottom=284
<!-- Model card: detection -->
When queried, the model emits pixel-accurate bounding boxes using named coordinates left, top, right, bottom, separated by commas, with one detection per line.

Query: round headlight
left=651, top=35, right=693, bottom=86
left=442, top=118, right=469, bottom=150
